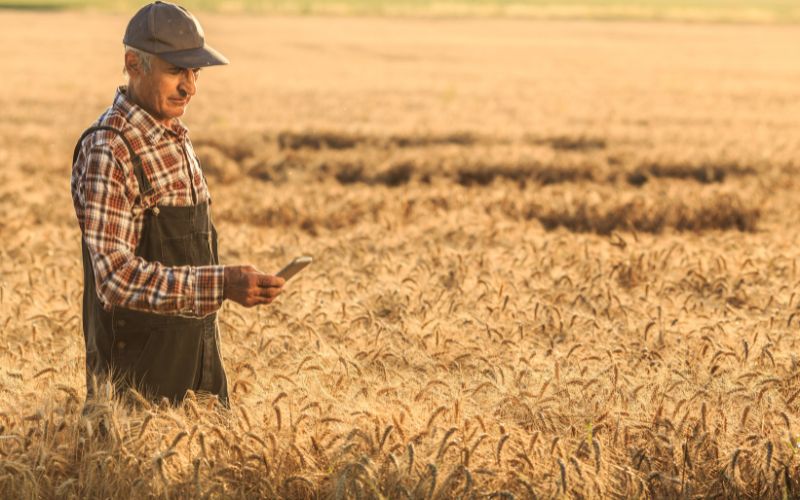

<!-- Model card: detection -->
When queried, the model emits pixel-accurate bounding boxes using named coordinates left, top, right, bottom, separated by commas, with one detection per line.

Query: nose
left=178, top=69, right=197, bottom=97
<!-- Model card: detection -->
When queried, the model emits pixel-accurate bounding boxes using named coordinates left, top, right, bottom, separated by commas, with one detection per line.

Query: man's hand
left=223, top=265, right=285, bottom=307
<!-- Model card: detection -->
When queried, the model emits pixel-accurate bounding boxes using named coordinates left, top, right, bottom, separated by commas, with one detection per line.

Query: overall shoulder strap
left=73, top=125, right=153, bottom=195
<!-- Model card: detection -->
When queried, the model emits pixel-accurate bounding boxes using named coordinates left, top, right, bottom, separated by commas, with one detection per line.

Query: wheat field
left=1, top=9, right=800, bottom=499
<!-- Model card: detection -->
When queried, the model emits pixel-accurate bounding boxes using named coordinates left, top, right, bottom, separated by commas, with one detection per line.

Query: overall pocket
left=110, top=307, right=154, bottom=376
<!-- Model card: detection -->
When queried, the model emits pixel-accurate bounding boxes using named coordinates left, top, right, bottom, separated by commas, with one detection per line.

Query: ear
left=124, top=51, right=141, bottom=76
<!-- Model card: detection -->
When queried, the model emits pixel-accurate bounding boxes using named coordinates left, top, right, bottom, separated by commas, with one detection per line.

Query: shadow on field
left=194, top=129, right=759, bottom=191
left=627, top=161, right=757, bottom=186
left=523, top=194, right=760, bottom=234
left=194, top=129, right=763, bottom=235
left=524, top=133, right=607, bottom=151
left=456, top=162, right=595, bottom=187
left=276, top=130, right=479, bottom=150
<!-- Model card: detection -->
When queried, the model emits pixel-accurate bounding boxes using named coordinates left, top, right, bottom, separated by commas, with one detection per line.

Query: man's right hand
left=223, top=265, right=285, bottom=308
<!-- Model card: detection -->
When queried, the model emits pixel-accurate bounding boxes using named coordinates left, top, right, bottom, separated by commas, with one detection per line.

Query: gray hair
left=123, top=45, right=152, bottom=74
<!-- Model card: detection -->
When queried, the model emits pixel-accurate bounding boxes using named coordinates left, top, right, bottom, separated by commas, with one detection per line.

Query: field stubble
left=1, top=11, right=800, bottom=499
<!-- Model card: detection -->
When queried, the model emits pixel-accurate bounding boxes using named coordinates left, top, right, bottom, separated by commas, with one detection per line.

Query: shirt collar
left=113, top=86, right=189, bottom=145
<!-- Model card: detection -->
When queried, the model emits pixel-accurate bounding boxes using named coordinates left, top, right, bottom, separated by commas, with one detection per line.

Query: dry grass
left=1, top=11, right=800, bottom=499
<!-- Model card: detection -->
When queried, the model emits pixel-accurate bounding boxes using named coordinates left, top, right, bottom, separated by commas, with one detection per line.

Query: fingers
left=241, top=293, right=278, bottom=307
left=258, top=286, right=282, bottom=299
left=225, top=265, right=286, bottom=308
left=245, top=284, right=282, bottom=307
left=256, top=274, right=285, bottom=288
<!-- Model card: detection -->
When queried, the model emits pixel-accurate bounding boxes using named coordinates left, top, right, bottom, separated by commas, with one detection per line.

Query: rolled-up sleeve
left=79, top=143, right=224, bottom=317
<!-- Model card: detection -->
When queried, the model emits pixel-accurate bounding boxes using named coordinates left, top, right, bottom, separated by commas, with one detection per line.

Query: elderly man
left=71, top=1, right=284, bottom=406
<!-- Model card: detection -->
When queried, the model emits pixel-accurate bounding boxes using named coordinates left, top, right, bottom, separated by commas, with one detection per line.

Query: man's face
left=127, top=53, right=201, bottom=126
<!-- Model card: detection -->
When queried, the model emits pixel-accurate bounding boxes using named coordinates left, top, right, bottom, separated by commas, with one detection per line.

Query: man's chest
left=131, top=138, right=209, bottom=210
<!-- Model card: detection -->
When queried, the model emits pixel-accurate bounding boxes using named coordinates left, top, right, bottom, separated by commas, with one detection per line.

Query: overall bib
left=74, top=126, right=228, bottom=405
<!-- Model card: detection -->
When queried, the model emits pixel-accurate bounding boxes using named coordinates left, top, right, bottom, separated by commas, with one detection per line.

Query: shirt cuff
left=193, top=265, right=225, bottom=317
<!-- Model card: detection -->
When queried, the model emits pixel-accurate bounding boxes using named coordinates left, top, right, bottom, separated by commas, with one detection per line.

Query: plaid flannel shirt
left=71, top=86, right=224, bottom=317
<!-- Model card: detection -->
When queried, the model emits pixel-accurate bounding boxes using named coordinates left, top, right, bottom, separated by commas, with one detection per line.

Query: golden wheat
left=1, top=10, right=799, bottom=499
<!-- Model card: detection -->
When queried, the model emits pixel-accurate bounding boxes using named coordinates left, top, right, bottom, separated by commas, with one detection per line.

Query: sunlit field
left=1, top=0, right=799, bottom=22
left=1, top=7, right=800, bottom=498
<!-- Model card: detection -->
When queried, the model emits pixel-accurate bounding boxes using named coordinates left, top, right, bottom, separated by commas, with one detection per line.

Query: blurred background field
left=1, top=0, right=799, bottom=22
left=2, top=1, right=800, bottom=498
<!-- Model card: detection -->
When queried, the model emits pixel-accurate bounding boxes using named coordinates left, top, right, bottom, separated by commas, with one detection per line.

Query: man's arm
left=81, top=143, right=224, bottom=316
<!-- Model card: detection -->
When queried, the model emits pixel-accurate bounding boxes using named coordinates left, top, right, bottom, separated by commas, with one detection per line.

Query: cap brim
left=159, top=44, right=229, bottom=68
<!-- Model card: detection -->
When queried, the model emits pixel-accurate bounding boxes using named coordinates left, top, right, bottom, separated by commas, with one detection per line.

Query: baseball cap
left=123, top=1, right=229, bottom=68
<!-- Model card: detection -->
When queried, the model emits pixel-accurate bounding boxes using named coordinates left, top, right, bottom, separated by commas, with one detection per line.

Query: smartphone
left=276, top=256, right=313, bottom=281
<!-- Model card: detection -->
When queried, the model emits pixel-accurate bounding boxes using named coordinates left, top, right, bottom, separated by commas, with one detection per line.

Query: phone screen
left=277, top=256, right=313, bottom=281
